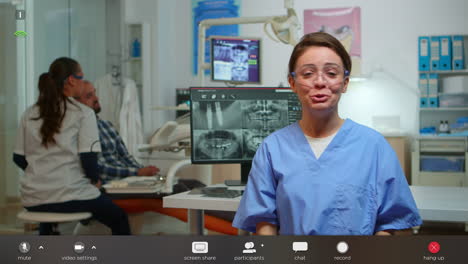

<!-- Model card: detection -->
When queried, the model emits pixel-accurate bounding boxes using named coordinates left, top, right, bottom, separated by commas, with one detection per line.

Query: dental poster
left=304, top=7, right=361, bottom=76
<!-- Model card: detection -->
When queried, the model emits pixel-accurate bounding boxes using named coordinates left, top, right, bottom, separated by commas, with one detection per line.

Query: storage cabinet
left=412, top=137, right=468, bottom=187
left=122, top=23, right=154, bottom=138
left=413, top=35, right=468, bottom=186
left=415, top=70, right=468, bottom=187
left=414, top=70, right=468, bottom=187
left=124, top=24, right=143, bottom=88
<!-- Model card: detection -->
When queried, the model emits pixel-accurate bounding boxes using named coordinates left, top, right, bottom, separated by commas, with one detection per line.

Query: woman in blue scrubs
left=232, top=32, right=422, bottom=235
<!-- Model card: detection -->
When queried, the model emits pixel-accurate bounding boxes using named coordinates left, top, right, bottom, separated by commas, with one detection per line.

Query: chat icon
left=292, top=242, right=308, bottom=252
left=192, top=241, right=208, bottom=254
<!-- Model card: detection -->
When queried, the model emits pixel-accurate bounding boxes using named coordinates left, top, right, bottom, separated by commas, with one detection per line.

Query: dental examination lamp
left=197, top=0, right=300, bottom=86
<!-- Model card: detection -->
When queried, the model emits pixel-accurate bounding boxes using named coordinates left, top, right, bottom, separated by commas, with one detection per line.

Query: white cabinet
left=122, top=23, right=155, bottom=139
left=414, top=42, right=468, bottom=186
left=124, top=24, right=143, bottom=87
left=412, top=137, right=468, bottom=186
left=412, top=137, right=468, bottom=187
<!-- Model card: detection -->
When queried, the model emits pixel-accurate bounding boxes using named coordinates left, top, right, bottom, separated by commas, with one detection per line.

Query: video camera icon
left=74, top=242, right=85, bottom=254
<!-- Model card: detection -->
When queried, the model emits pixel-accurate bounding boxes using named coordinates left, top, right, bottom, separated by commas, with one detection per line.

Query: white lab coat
left=95, top=74, right=143, bottom=158
left=14, top=98, right=102, bottom=206
left=119, top=78, right=143, bottom=158
left=94, top=74, right=122, bottom=128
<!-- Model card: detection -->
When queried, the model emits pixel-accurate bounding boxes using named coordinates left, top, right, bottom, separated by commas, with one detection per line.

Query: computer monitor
left=175, top=88, right=190, bottom=118
left=190, top=87, right=301, bottom=185
left=211, top=36, right=261, bottom=84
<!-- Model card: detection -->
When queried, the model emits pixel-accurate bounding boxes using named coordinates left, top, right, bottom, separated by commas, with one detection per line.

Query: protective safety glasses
left=291, top=64, right=349, bottom=85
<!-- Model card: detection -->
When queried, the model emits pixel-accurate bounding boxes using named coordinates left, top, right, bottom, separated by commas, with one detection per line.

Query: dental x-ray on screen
left=211, top=37, right=261, bottom=83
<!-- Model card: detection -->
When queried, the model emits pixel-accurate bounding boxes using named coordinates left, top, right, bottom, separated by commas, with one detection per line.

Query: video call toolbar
left=3, top=236, right=468, bottom=263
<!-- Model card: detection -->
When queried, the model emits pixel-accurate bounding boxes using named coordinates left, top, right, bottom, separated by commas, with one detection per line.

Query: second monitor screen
left=191, top=87, right=301, bottom=163
left=211, top=37, right=260, bottom=83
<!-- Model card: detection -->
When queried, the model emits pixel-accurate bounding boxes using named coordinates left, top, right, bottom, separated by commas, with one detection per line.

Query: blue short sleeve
left=375, top=140, right=422, bottom=232
left=232, top=142, right=279, bottom=233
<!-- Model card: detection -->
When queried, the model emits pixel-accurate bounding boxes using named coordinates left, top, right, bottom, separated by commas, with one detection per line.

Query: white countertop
left=409, top=185, right=468, bottom=222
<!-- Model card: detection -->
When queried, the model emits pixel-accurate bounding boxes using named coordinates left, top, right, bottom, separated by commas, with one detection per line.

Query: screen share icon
left=192, top=241, right=208, bottom=254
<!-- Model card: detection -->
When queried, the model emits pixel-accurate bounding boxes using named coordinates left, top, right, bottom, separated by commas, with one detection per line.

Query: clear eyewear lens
left=291, top=68, right=349, bottom=85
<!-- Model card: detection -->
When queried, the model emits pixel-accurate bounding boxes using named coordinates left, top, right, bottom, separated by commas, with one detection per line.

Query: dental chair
left=107, top=119, right=238, bottom=235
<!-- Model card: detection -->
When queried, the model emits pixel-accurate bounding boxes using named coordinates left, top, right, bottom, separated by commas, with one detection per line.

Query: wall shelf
left=416, top=171, right=466, bottom=187
left=415, top=33, right=468, bottom=189
left=418, top=45, right=468, bottom=132
left=420, top=107, right=468, bottom=111
left=420, top=69, right=468, bottom=75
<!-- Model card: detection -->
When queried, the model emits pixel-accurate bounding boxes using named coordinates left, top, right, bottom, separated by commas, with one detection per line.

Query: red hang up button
left=428, top=241, right=440, bottom=254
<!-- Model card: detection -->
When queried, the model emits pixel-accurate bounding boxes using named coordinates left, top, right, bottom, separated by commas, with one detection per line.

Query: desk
left=164, top=185, right=468, bottom=235
left=163, top=185, right=242, bottom=235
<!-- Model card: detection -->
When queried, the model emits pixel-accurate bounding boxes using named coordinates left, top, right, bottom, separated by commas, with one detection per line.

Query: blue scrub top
left=232, top=119, right=422, bottom=235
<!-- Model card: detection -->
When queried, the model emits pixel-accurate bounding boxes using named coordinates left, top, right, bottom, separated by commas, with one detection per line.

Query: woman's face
left=289, top=46, right=349, bottom=113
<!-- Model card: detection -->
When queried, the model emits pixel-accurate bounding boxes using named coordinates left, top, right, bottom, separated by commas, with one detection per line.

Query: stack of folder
left=418, top=35, right=467, bottom=109
left=418, top=35, right=466, bottom=72
left=419, top=73, right=439, bottom=108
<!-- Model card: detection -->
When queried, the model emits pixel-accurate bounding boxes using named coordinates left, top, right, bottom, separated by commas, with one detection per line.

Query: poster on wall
left=192, top=0, right=241, bottom=75
left=304, top=7, right=361, bottom=76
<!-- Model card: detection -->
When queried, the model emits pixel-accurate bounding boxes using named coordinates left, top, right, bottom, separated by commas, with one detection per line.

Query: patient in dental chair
left=75, top=80, right=160, bottom=183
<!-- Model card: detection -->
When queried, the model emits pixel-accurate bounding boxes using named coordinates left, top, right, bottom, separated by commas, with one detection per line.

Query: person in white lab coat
left=13, top=57, right=131, bottom=235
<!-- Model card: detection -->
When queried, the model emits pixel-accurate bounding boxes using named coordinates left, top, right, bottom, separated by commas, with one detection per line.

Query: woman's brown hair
left=33, top=57, right=80, bottom=147
left=288, top=32, right=352, bottom=78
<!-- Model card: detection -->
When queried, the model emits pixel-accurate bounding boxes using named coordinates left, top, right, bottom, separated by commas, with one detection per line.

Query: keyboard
left=201, top=187, right=243, bottom=198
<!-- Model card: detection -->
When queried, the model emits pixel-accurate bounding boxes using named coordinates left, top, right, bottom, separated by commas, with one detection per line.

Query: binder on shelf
left=419, top=98, right=429, bottom=109
left=452, top=35, right=465, bottom=70
left=418, top=36, right=431, bottom=71
left=428, top=73, right=439, bottom=108
left=439, top=36, right=452, bottom=70
left=428, top=97, right=439, bottom=108
left=428, top=74, right=438, bottom=95
left=430, top=36, right=440, bottom=71
left=419, top=73, right=429, bottom=108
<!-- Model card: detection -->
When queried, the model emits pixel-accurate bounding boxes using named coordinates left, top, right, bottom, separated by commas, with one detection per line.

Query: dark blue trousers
left=25, top=194, right=131, bottom=235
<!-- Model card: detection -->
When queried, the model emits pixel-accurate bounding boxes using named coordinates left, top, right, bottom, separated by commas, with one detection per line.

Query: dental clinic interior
left=1, top=0, right=468, bottom=236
